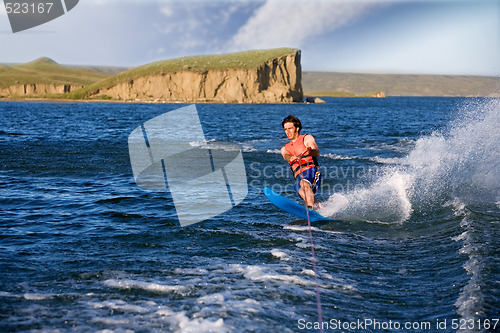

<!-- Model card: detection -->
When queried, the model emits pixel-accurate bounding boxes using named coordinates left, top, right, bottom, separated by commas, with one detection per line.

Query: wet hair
left=282, top=115, right=302, bottom=133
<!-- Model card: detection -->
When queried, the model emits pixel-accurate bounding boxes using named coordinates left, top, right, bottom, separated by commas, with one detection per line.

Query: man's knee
left=300, top=180, right=311, bottom=189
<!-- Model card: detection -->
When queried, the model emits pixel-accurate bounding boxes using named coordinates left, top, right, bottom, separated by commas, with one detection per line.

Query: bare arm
left=303, top=135, right=320, bottom=157
left=281, top=146, right=295, bottom=162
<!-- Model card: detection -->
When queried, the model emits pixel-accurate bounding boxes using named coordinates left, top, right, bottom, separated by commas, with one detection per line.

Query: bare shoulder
left=280, top=145, right=288, bottom=155
left=303, top=134, right=317, bottom=146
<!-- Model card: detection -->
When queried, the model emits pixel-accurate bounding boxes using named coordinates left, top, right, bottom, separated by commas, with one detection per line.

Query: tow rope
left=297, top=148, right=324, bottom=332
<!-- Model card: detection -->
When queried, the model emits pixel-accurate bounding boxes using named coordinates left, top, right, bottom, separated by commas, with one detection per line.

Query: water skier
left=280, top=115, right=321, bottom=209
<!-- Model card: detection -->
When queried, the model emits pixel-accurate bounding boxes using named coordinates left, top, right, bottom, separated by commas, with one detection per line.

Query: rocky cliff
left=91, top=50, right=303, bottom=103
left=0, top=57, right=107, bottom=98
left=0, top=84, right=83, bottom=96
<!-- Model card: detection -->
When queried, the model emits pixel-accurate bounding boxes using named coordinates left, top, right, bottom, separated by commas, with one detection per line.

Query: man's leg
left=299, top=179, right=315, bottom=208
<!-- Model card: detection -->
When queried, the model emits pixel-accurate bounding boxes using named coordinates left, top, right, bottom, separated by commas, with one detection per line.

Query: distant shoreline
left=303, top=71, right=500, bottom=97
left=1, top=95, right=498, bottom=105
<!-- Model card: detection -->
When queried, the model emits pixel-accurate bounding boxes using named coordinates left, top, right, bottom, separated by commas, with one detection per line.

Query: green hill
left=67, top=48, right=297, bottom=99
left=0, top=57, right=109, bottom=88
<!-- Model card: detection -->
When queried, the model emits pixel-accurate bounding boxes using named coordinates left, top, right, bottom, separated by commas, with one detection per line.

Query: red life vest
left=284, top=134, right=319, bottom=179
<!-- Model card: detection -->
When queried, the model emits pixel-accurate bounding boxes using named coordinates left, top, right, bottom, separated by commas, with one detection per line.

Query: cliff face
left=93, top=50, right=303, bottom=103
left=0, top=84, right=83, bottom=96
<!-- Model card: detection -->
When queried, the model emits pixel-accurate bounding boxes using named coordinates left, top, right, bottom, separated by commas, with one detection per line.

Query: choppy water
left=1, top=98, right=499, bottom=332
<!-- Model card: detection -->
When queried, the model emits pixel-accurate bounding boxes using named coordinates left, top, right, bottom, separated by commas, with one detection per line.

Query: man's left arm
left=303, top=135, right=320, bottom=157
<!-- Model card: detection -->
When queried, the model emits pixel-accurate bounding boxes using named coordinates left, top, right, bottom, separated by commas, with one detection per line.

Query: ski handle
left=296, top=146, right=311, bottom=161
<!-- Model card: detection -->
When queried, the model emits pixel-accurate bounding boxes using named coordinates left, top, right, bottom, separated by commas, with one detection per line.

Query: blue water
left=1, top=98, right=499, bottom=332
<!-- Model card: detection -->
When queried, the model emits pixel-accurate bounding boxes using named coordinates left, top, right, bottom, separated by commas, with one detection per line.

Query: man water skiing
left=280, top=115, right=321, bottom=209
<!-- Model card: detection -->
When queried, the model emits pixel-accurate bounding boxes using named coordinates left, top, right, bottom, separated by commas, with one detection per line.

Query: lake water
left=1, top=98, right=499, bottom=332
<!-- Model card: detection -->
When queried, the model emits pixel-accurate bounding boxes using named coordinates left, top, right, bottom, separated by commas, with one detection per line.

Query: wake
left=319, top=98, right=500, bottom=223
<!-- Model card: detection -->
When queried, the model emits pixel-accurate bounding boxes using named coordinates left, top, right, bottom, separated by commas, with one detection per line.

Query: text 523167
left=5, top=2, right=54, bottom=14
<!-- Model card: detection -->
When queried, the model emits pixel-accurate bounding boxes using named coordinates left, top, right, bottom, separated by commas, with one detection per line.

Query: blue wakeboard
left=263, top=187, right=332, bottom=222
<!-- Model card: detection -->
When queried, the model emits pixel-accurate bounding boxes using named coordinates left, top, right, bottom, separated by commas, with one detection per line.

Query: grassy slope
left=0, top=57, right=109, bottom=89
left=67, top=65, right=130, bottom=76
left=303, top=71, right=500, bottom=97
left=67, top=48, right=298, bottom=99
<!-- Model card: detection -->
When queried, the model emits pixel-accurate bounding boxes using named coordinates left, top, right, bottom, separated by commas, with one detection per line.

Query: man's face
left=283, top=122, right=298, bottom=140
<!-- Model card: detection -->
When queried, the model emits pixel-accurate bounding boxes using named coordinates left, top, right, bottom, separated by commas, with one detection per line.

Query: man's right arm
left=281, top=146, right=294, bottom=162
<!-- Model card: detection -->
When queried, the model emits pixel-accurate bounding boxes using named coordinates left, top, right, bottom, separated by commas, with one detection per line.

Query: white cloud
left=153, top=1, right=261, bottom=56
left=229, top=0, right=383, bottom=50
left=160, top=6, right=174, bottom=17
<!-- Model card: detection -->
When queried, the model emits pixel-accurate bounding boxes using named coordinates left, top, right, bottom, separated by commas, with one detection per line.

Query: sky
left=0, top=0, right=499, bottom=76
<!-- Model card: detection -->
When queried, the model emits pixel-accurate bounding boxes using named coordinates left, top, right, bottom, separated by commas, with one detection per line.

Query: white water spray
left=320, top=98, right=500, bottom=222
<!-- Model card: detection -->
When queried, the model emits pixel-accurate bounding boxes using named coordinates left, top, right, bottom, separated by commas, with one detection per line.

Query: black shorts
left=294, top=167, right=321, bottom=194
